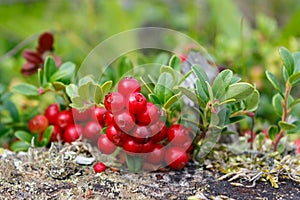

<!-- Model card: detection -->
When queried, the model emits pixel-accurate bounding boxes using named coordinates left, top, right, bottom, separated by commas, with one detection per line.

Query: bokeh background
left=1, top=0, right=300, bottom=146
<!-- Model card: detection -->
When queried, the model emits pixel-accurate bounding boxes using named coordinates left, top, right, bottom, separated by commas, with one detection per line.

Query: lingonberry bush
left=4, top=32, right=300, bottom=173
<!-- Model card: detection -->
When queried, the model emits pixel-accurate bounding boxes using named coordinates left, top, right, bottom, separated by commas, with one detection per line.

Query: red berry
left=104, top=92, right=125, bottom=113
left=83, top=121, right=102, bottom=140
left=97, top=134, right=117, bottom=154
left=104, top=112, right=114, bottom=125
left=56, top=110, right=74, bottom=130
left=113, top=111, right=136, bottom=133
left=136, top=103, right=160, bottom=125
left=93, top=107, right=106, bottom=126
left=123, top=138, right=143, bottom=154
left=72, top=108, right=92, bottom=123
left=63, top=124, right=83, bottom=143
left=93, top=162, right=107, bottom=173
left=165, top=147, right=188, bottom=170
left=167, top=124, right=191, bottom=145
left=127, top=92, right=147, bottom=114
left=150, top=120, right=167, bottom=143
left=28, top=115, right=49, bottom=134
left=49, top=125, right=63, bottom=142
left=146, top=144, right=165, bottom=165
left=132, top=125, right=151, bottom=144
left=44, top=103, right=60, bottom=125
left=118, top=77, right=141, bottom=97
left=142, top=140, right=154, bottom=153
left=106, top=125, right=123, bottom=146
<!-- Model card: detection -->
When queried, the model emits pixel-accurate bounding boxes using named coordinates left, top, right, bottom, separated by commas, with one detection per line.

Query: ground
left=0, top=142, right=299, bottom=200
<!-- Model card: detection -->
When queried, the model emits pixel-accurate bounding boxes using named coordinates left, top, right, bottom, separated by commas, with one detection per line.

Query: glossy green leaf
left=118, top=56, right=134, bottom=78
left=265, top=71, right=282, bottom=95
left=78, top=82, right=92, bottom=100
left=101, top=80, right=113, bottom=95
left=169, top=55, right=182, bottom=71
left=10, top=141, right=31, bottom=152
left=228, top=116, right=245, bottom=124
left=15, top=130, right=33, bottom=143
left=66, top=84, right=78, bottom=99
left=52, top=82, right=65, bottom=91
left=160, top=65, right=176, bottom=81
left=279, top=121, right=297, bottom=131
left=212, top=69, right=233, bottom=99
left=38, top=68, right=44, bottom=86
left=44, top=56, right=57, bottom=82
left=268, top=125, right=278, bottom=140
left=148, top=93, right=161, bottom=105
left=205, top=81, right=215, bottom=102
left=230, top=76, right=241, bottom=84
left=50, top=62, right=75, bottom=84
left=39, top=126, right=53, bottom=146
left=244, top=89, right=260, bottom=111
left=4, top=100, right=19, bottom=122
left=279, top=46, right=294, bottom=76
left=225, top=82, right=254, bottom=102
left=282, top=66, right=289, bottom=82
left=177, top=86, right=205, bottom=107
left=288, top=71, right=300, bottom=85
left=154, top=72, right=174, bottom=103
left=164, top=92, right=181, bottom=110
left=195, top=80, right=209, bottom=103
left=12, top=83, right=39, bottom=96
left=191, top=64, right=209, bottom=96
left=94, top=85, right=103, bottom=104
left=272, top=93, right=283, bottom=116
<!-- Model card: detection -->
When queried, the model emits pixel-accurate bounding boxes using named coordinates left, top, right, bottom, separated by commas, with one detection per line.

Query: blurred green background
left=1, top=0, right=300, bottom=133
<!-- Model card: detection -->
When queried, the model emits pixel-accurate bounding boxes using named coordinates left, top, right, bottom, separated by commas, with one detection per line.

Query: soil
left=0, top=143, right=300, bottom=200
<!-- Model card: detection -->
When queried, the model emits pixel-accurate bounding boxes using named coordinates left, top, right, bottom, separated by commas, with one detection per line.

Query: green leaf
left=287, top=121, right=300, bottom=134
left=288, top=71, right=300, bottom=85
left=70, top=96, right=85, bottom=108
left=169, top=55, right=182, bottom=71
left=126, top=154, right=142, bottom=173
left=272, top=93, right=283, bottom=116
left=279, top=121, right=297, bottom=131
left=66, top=84, right=78, bottom=99
left=265, top=70, right=282, bottom=95
left=289, top=98, right=300, bottom=109
left=50, top=62, right=75, bottom=84
left=78, top=82, right=92, bottom=100
left=243, top=89, right=260, bottom=111
left=195, top=80, right=209, bottom=104
left=154, top=52, right=170, bottom=65
left=44, top=56, right=57, bottom=82
left=4, top=100, right=19, bottom=122
left=212, top=69, right=233, bottom=99
left=12, top=83, right=39, bottom=96
left=225, top=82, right=254, bottom=102
left=118, top=57, right=134, bottom=78
left=164, top=92, right=181, bottom=110
left=282, top=67, right=289, bottom=82
left=39, top=126, right=53, bottom=146
left=15, top=130, right=33, bottom=143
left=10, top=141, right=31, bottom=152
left=177, top=86, right=205, bottom=107
left=191, top=64, right=209, bottom=95
left=160, top=65, right=176, bottom=82
left=230, top=76, right=241, bottom=84
left=79, top=75, right=95, bottom=86
left=268, top=125, right=278, bottom=140
left=94, top=85, right=103, bottom=104
left=148, top=93, right=161, bottom=105
left=279, top=47, right=294, bottom=76
left=205, top=81, right=215, bottom=102
left=38, top=68, right=44, bottom=86
left=52, top=82, right=65, bottom=91
left=154, top=72, right=174, bottom=103
left=228, top=116, right=245, bottom=124
left=101, top=80, right=113, bottom=95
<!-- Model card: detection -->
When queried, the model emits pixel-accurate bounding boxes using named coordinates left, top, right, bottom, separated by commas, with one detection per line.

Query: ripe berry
left=106, top=125, right=123, bottom=146
left=167, top=124, right=191, bottom=145
left=146, top=144, right=165, bottom=165
left=93, top=107, right=106, bottom=126
left=142, top=140, right=154, bottom=153
left=123, top=138, right=143, bottom=154
left=132, top=125, right=151, bottom=144
left=127, top=92, right=147, bottom=114
left=93, top=162, right=106, bottom=173
left=72, top=108, right=92, bottom=123
left=136, top=102, right=160, bottom=125
left=165, top=146, right=188, bottom=170
left=104, top=92, right=125, bottom=113
left=113, top=111, right=136, bottom=133
left=104, top=112, right=114, bottom=125
left=28, top=115, right=49, bottom=133
left=56, top=110, right=74, bottom=130
left=97, top=134, right=117, bottom=154
left=44, top=103, right=60, bottom=125
left=83, top=121, right=102, bottom=140
left=150, top=120, right=167, bottom=143
left=63, top=124, right=83, bottom=143
left=118, top=77, right=141, bottom=97
left=49, top=125, right=63, bottom=142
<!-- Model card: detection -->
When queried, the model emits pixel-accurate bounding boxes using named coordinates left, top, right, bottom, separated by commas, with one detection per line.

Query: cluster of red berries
left=28, top=103, right=106, bottom=144
left=97, top=77, right=194, bottom=170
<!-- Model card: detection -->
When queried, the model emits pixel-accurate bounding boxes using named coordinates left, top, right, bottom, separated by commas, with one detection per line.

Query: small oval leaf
left=279, top=47, right=294, bottom=76
left=279, top=121, right=297, bottom=131
left=12, top=84, right=39, bottom=96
